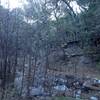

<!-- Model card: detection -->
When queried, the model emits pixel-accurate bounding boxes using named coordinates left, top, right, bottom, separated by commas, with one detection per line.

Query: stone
left=54, top=85, right=68, bottom=91
left=30, top=86, right=44, bottom=96
left=98, top=80, right=100, bottom=84
left=90, top=96, right=98, bottom=100
left=74, top=89, right=81, bottom=99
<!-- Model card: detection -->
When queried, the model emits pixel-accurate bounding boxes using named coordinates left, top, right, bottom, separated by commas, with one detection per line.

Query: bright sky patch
left=1, top=0, right=23, bottom=9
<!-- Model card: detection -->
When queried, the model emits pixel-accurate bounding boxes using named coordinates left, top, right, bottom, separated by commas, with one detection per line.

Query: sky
left=0, top=0, right=80, bottom=13
left=0, top=0, right=24, bottom=9
left=70, top=1, right=81, bottom=13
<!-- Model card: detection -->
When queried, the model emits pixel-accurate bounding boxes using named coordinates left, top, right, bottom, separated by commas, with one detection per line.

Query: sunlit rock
left=90, top=96, right=98, bottom=100
left=54, top=85, right=68, bottom=91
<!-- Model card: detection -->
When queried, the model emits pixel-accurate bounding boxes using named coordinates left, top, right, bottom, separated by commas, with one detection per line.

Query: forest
left=0, top=0, right=100, bottom=100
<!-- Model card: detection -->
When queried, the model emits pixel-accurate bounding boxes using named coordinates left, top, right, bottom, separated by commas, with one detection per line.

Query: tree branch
left=61, top=0, right=76, bottom=18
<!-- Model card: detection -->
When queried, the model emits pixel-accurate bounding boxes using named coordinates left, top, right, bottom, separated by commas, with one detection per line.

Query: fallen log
left=84, top=83, right=100, bottom=91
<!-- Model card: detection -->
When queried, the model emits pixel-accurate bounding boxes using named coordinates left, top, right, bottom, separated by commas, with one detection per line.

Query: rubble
left=14, top=72, right=100, bottom=99
left=48, top=75, right=100, bottom=99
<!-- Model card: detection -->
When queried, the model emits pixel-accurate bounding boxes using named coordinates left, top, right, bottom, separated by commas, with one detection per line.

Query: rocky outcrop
left=48, top=41, right=95, bottom=72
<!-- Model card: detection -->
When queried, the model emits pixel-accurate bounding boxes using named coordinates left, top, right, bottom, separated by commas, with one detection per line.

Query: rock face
left=48, top=41, right=95, bottom=71
left=64, top=45, right=83, bottom=57
left=63, top=42, right=94, bottom=68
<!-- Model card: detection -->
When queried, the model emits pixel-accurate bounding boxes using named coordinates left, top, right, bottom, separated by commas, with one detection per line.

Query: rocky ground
left=22, top=68, right=100, bottom=100
left=0, top=67, right=100, bottom=100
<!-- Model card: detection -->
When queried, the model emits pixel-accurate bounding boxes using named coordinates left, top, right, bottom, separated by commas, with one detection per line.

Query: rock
left=98, top=80, right=100, bottom=84
left=75, top=94, right=80, bottom=99
left=74, top=90, right=81, bottom=99
left=54, top=85, right=68, bottom=91
left=94, top=78, right=100, bottom=84
left=90, top=96, right=98, bottom=100
left=77, top=90, right=81, bottom=94
left=30, top=86, right=44, bottom=96
left=83, top=80, right=91, bottom=87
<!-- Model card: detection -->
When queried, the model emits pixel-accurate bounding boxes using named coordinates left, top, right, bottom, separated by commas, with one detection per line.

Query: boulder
left=30, top=86, right=44, bottom=96
left=90, top=96, right=98, bottom=100
left=54, top=85, right=68, bottom=91
left=74, top=90, right=81, bottom=99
